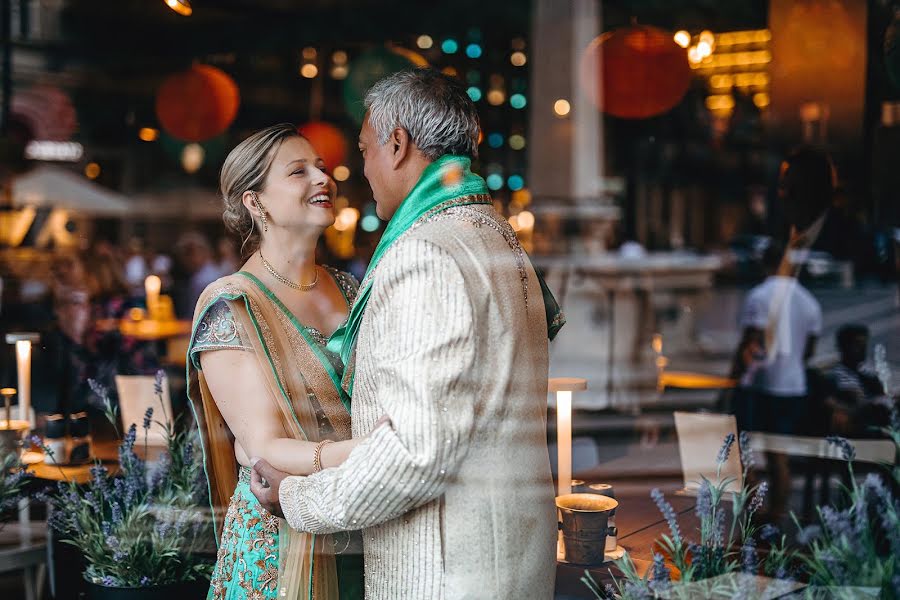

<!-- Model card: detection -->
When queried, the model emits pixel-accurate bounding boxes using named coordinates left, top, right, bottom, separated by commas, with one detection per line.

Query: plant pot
left=85, top=578, right=208, bottom=599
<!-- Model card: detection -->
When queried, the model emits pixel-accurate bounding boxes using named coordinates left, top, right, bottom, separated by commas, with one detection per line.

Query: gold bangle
left=313, top=439, right=334, bottom=473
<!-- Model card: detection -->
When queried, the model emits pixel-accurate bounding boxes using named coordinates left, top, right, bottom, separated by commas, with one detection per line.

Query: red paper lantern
left=297, top=122, right=348, bottom=170
left=155, top=65, right=240, bottom=142
left=580, top=25, right=691, bottom=119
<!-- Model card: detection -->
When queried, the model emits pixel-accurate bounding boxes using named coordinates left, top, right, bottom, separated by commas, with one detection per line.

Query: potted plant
left=0, top=446, right=32, bottom=528
left=44, top=371, right=213, bottom=599
left=583, top=409, right=900, bottom=599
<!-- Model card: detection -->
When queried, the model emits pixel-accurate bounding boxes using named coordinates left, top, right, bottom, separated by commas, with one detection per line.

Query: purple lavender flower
left=696, top=479, right=713, bottom=520
left=741, top=537, right=757, bottom=573
left=140, top=576, right=152, bottom=587
left=820, top=506, right=851, bottom=540
left=100, top=575, right=117, bottom=587
left=749, top=481, right=768, bottom=513
left=648, top=552, right=671, bottom=593
left=717, top=432, right=736, bottom=464
left=155, top=519, right=171, bottom=539
left=651, top=488, right=682, bottom=545
left=739, top=430, right=755, bottom=470
left=112, top=550, right=127, bottom=562
left=154, top=370, right=164, bottom=396
left=142, top=407, right=153, bottom=431
left=183, top=440, right=194, bottom=465
left=759, top=523, right=780, bottom=543
left=826, top=436, right=856, bottom=461
left=797, top=525, right=821, bottom=545
left=107, top=535, right=119, bottom=550
left=110, top=501, right=123, bottom=524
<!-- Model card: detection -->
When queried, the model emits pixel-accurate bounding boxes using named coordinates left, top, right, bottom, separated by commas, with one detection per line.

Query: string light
left=164, top=0, right=192, bottom=16
left=441, top=39, right=459, bottom=54
left=487, top=89, right=505, bottom=106
left=673, top=30, right=691, bottom=49
left=487, top=133, right=504, bottom=148
left=465, top=44, right=482, bottom=59
left=510, top=51, right=527, bottom=67
left=554, top=99, right=571, bottom=117
left=510, top=93, right=527, bottom=109
left=467, top=87, right=482, bottom=102
left=507, top=174, right=524, bottom=191
left=486, top=174, right=504, bottom=190
left=508, top=134, right=526, bottom=150
left=416, top=35, right=434, bottom=49
left=84, top=162, right=101, bottom=179
left=301, top=64, right=318, bottom=78
left=333, top=166, right=350, bottom=181
left=138, top=128, right=159, bottom=142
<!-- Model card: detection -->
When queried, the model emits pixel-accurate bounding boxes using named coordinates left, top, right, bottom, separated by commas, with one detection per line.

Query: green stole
left=327, top=154, right=565, bottom=400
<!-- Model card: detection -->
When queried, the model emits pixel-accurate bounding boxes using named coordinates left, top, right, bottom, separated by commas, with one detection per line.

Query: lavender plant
left=0, top=447, right=32, bottom=523
left=46, top=370, right=212, bottom=588
left=585, top=407, right=900, bottom=599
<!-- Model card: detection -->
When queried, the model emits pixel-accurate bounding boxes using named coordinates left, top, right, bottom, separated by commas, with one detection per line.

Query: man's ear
left=389, top=127, right=411, bottom=170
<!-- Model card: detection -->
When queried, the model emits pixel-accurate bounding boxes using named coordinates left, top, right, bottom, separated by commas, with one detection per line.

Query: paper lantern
left=343, top=47, right=427, bottom=123
left=297, top=122, right=348, bottom=170
left=159, top=132, right=228, bottom=171
left=11, top=85, right=77, bottom=141
left=155, top=65, right=240, bottom=142
left=580, top=25, right=691, bottom=119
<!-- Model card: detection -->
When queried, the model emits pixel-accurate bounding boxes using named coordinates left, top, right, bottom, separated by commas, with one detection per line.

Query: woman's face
left=256, top=136, right=337, bottom=232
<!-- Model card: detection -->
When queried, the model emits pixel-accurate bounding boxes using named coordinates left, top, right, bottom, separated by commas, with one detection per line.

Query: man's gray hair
left=364, top=68, right=480, bottom=161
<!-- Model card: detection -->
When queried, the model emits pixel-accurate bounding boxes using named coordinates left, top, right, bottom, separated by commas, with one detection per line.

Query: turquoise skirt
left=207, top=467, right=363, bottom=600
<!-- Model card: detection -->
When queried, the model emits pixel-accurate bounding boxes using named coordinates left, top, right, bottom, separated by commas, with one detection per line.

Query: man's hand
left=250, top=458, right=287, bottom=519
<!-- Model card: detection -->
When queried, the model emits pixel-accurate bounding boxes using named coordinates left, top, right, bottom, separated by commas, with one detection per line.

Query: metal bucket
left=557, top=493, right=619, bottom=565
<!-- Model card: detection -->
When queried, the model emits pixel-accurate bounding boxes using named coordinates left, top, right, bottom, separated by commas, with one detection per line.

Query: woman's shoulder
left=194, top=273, right=254, bottom=316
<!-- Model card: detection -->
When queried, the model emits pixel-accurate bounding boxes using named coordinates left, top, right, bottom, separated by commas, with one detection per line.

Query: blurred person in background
left=826, top=324, right=892, bottom=437
left=215, top=236, right=240, bottom=276
left=173, top=232, right=220, bottom=318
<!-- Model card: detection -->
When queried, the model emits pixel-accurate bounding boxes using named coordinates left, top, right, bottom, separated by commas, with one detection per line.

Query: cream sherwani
left=280, top=204, right=557, bottom=599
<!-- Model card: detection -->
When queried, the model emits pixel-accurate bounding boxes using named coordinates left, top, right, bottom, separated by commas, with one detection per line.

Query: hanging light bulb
left=164, top=0, right=192, bottom=16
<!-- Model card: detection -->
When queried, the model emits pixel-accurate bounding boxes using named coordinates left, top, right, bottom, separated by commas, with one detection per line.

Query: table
left=555, top=485, right=698, bottom=599
left=95, top=318, right=192, bottom=341
left=536, top=253, right=722, bottom=409
left=0, top=522, right=47, bottom=600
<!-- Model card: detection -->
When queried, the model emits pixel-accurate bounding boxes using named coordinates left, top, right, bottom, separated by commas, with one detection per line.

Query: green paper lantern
left=343, top=47, right=425, bottom=124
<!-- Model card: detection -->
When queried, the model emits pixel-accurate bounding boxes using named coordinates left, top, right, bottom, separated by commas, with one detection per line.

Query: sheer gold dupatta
left=187, top=272, right=352, bottom=600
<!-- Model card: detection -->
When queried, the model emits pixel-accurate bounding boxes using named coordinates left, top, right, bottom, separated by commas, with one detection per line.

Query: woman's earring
left=253, top=194, right=268, bottom=232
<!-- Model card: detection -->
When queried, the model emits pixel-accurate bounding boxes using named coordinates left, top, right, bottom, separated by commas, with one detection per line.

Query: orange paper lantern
left=580, top=25, right=691, bottom=119
left=155, top=65, right=240, bottom=142
left=297, top=122, right=348, bottom=170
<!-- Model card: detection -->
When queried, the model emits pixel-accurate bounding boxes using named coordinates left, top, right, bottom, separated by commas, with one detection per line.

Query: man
left=251, top=69, right=563, bottom=599
left=826, top=324, right=889, bottom=437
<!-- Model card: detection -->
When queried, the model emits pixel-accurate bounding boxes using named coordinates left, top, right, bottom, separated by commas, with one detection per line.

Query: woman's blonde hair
left=219, top=123, right=301, bottom=257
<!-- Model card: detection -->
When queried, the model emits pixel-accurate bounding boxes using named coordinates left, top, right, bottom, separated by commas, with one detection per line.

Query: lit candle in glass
left=6, top=333, right=39, bottom=429
left=145, top=275, right=162, bottom=320
left=549, top=377, right=587, bottom=496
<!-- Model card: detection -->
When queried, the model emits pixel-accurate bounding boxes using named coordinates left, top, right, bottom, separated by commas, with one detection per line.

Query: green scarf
left=328, top=154, right=565, bottom=400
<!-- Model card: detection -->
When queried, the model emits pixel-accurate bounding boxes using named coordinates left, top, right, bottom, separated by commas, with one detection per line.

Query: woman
left=188, top=124, right=366, bottom=600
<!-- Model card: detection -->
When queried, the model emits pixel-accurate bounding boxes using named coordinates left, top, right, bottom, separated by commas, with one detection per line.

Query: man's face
left=844, top=333, right=869, bottom=366
left=358, top=115, right=403, bottom=221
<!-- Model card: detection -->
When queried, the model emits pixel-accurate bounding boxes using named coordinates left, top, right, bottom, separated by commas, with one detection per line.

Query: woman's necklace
left=259, top=250, right=319, bottom=291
